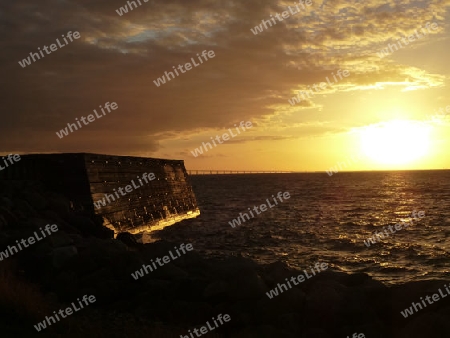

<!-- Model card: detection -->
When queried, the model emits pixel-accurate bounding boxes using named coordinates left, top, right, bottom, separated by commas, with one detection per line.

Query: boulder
left=227, top=268, right=268, bottom=300
left=0, top=196, right=14, bottom=208
left=13, top=198, right=37, bottom=217
left=52, top=246, right=78, bottom=268
left=45, top=193, right=71, bottom=218
left=117, top=232, right=139, bottom=248
left=257, top=287, right=306, bottom=321
left=155, top=263, right=189, bottom=280
left=0, top=206, right=19, bottom=227
left=49, top=233, right=74, bottom=248
left=304, top=281, right=346, bottom=329
left=262, top=261, right=296, bottom=286
left=21, top=191, right=48, bottom=210
left=203, top=280, right=229, bottom=300
left=397, top=312, right=450, bottom=338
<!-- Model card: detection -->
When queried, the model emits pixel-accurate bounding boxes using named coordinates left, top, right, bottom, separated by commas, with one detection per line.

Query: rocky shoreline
left=0, top=181, right=449, bottom=337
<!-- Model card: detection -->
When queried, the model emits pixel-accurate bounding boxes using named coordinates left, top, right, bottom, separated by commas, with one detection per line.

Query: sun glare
left=360, top=120, right=432, bottom=166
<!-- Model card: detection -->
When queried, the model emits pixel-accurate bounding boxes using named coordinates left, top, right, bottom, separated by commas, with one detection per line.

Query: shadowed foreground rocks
left=0, top=181, right=450, bottom=337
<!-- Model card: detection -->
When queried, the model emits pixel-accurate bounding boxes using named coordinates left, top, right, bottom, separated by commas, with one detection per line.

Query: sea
left=146, top=171, right=450, bottom=285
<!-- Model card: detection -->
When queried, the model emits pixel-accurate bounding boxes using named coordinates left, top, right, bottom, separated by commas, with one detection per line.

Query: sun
left=359, top=120, right=431, bottom=166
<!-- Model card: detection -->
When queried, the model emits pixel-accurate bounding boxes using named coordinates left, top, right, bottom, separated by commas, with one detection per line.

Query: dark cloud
left=0, top=0, right=447, bottom=154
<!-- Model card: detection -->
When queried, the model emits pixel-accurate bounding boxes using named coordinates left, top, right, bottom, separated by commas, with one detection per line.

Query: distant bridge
left=187, top=170, right=293, bottom=175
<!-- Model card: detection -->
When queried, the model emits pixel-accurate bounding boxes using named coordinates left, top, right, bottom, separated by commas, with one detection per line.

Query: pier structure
left=187, top=170, right=293, bottom=175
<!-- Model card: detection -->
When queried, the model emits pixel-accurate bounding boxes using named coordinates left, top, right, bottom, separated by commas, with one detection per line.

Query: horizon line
left=188, top=168, right=450, bottom=174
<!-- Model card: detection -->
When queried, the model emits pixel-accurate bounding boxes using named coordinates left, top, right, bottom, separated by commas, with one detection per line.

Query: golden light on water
left=359, top=120, right=432, bottom=166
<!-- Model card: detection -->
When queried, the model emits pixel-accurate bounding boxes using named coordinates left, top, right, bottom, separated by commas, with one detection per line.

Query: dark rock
left=203, top=280, right=229, bottom=300
left=261, top=261, right=296, bottom=286
left=339, top=272, right=372, bottom=287
left=117, top=232, right=139, bottom=247
left=167, top=300, right=214, bottom=324
left=0, top=206, right=19, bottom=226
left=397, top=312, right=450, bottom=338
left=0, top=196, right=14, bottom=208
left=13, top=198, right=38, bottom=217
left=227, top=268, right=268, bottom=300
left=51, top=270, right=79, bottom=301
left=257, top=287, right=305, bottom=321
left=21, top=191, right=48, bottom=210
left=172, top=278, right=208, bottom=302
left=0, top=214, right=6, bottom=229
left=45, top=193, right=71, bottom=218
left=67, top=214, right=96, bottom=233
left=234, top=325, right=293, bottom=338
left=52, top=245, right=78, bottom=268
left=304, top=280, right=346, bottom=329
left=64, top=214, right=113, bottom=238
left=34, top=239, right=54, bottom=254
left=155, top=263, right=189, bottom=280
left=277, top=313, right=303, bottom=335
left=49, top=232, right=74, bottom=248
left=26, top=217, right=52, bottom=230
left=302, top=327, right=331, bottom=338
left=94, top=225, right=115, bottom=239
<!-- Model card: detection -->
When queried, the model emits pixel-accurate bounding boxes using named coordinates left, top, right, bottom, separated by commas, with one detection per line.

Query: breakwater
left=0, top=153, right=200, bottom=235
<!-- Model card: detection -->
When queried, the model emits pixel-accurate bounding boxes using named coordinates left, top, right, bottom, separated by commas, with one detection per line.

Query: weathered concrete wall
left=84, top=153, right=200, bottom=234
left=0, top=153, right=200, bottom=234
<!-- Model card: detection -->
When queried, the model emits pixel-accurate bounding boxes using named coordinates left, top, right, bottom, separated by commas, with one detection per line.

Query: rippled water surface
left=148, top=171, right=450, bottom=285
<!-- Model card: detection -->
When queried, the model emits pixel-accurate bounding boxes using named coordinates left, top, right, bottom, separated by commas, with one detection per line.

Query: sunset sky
left=1, top=0, right=449, bottom=171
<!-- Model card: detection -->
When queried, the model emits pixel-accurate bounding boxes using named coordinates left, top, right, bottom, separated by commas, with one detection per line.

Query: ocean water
left=148, top=171, right=450, bottom=285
